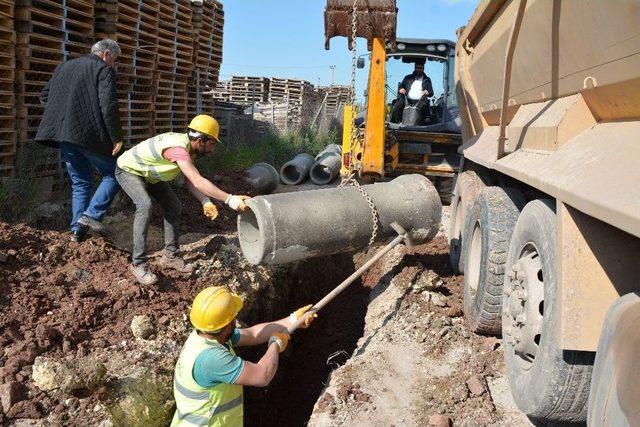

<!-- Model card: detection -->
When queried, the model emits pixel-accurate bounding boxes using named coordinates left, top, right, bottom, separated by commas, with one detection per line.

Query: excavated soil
left=1, top=179, right=530, bottom=426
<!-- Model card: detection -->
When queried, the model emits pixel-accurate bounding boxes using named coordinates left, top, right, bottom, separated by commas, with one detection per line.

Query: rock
left=32, top=356, right=106, bottom=393
left=0, top=252, right=7, bottom=263
left=131, top=315, right=155, bottom=339
left=430, top=292, right=448, bottom=307
left=466, top=375, right=486, bottom=397
left=428, top=414, right=452, bottom=427
left=482, top=337, right=501, bottom=351
left=445, top=303, right=463, bottom=318
left=107, top=368, right=174, bottom=427
left=413, top=270, right=443, bottom=293
left=1, top=382, right=27, bottom=413
left=6, top=400, right=43, bottom=419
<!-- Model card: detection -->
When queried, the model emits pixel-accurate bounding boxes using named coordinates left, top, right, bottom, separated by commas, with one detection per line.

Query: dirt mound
left=0, top=217, right=282, bottom=425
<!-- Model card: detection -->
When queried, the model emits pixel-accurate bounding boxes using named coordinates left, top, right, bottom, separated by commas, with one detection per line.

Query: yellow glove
left=290, top=304, right=318, bottom=329
left=268, top=332, right=290, bottom=353
left=203, top=201, right=219, bottom=220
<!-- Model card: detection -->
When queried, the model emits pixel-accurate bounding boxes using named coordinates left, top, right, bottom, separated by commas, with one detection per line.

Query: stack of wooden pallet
left=0, top=0, right=15, bottom=177
left=15, top=0, right=95, bottom=179
left=188, top=0, right=223, bottom=118
left=229, top=76, right=269, bottom=104
left=324, top=85, right=351, bottom=118
left=268, top=78, right=316, bottom=131
left=212, top=80, right=231, bottom=102
left=211, top=100, right=245, bottom=138
left=95, top=0, right=158, bottom=145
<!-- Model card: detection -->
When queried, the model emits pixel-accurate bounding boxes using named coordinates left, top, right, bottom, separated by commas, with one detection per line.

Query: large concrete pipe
left=310, top=145, right=342, bottom=185
left=245, top=162, right=279, bottom=195
left=238, top=174, right=442, bottom=265
left=279, top=153, right=315, bottom=185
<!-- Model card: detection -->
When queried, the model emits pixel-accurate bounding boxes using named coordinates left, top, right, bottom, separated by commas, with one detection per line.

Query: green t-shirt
left=192, top=329, right=244, bottom=388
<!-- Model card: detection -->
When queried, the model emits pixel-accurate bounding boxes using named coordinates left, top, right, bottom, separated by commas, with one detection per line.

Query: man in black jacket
left=36, top=39, right=123, bottom=242
left=391, top=61, right=434, bottom=124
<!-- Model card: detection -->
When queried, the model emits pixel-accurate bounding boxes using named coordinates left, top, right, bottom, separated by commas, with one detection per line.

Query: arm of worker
left=234, top=341, right=281, bottom=387
left=422, top=76, right=434, bottom=98
left=235, top=305, right=317, bottom=347
left=97, top=66, right=123, bottom=155
left=177, top=159, right=249, bottom=211
left=186, top=178, right=219, bottom=220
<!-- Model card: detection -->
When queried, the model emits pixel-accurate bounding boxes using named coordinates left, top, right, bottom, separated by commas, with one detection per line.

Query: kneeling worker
left=116, top=115, right=249, bottom=285
left=172, top=286, right=316, bottom=426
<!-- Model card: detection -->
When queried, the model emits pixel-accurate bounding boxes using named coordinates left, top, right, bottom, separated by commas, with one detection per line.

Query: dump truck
left=452, top=0, right=640, bottom=423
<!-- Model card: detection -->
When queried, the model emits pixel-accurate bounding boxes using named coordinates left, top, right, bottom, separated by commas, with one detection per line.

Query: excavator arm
left=324, top=0, right=397, bottom=179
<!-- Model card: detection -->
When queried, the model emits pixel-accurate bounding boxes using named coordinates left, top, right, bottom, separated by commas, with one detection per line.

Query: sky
left=219, top=0, right=478, bottom=101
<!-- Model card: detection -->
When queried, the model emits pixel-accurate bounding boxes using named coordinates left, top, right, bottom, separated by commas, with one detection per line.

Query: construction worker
left=172, top=286, right=316, bottom=426
left=36, top=39, right=123, bottom=242
left=391, top=61, right=434, bottom=124
left=115, top=115, right=249, bottom=285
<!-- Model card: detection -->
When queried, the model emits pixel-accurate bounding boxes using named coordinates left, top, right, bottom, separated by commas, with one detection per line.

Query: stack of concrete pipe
left=245, top=162, right=280, bottom=195
left=310, top=144, right=342, bottom=185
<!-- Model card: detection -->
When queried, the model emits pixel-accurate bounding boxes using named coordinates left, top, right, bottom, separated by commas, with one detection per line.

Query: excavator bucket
left=324, top=0, right=397, bottom=51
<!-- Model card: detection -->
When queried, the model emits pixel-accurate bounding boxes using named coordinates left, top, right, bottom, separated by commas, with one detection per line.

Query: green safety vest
left=171, top=330, right=244, bottom=427
left=117, top=133, right=193, bottom=184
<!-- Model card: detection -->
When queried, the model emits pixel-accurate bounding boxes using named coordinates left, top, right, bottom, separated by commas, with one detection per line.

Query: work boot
left=77, top=215, right=108, bottom=235
left=70, top=228, right=87, bottom=243
left=158, top=253, right=194, bottom=274
left=130, top=264, right=158, bottom=286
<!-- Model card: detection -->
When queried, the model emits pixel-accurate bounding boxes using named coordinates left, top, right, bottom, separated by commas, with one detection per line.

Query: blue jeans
left=60, top=143, right=120, bottom=232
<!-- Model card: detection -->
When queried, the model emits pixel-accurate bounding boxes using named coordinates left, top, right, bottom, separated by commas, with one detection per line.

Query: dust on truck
left=451, top=0, right=640, bottom=424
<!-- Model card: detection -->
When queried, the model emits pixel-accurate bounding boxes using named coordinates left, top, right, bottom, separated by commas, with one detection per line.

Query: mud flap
left=587, top=292, right=640, bottom=426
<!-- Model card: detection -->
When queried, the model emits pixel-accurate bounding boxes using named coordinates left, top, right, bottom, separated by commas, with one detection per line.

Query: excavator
left=324, top=0, right=461, bottom=199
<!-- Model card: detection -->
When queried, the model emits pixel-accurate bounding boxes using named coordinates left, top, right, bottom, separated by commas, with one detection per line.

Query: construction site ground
left=1, top=171, right=532, bottom=426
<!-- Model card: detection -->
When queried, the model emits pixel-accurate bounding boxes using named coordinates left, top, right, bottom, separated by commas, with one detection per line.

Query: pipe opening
left=281, top=164, right=301, bottom=184
left=310, top=164, right=332, bottom=184
left=237, top=207, right=264, bottom=264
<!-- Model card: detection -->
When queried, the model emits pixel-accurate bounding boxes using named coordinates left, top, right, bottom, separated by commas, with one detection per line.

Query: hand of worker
left=203, top=201, right=219, bottom=220
left=290, top=304, right=318, bottom=329
left=112, top=141, right=123, bottom=156
left=268, top=332, right=290, bottom=353
left=399, top=88, right=406, bottom=95
left=226, top=195, right=250, bottom=212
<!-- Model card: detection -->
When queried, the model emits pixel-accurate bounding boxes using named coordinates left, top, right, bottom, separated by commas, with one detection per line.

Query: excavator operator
left=390, top=61, right=434, bottom=124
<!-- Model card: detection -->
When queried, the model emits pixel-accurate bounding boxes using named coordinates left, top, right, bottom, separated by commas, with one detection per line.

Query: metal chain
left=339, top=0, right=380, bottom=247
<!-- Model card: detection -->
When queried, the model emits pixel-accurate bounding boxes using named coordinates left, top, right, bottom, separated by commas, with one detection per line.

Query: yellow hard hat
left=188, top=114, right=221, bottom=142
left=190, top=286, right=243, bottom=332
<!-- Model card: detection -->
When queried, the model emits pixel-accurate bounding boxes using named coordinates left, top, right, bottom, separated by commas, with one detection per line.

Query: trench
left=243, top=253, right=370, bottom=426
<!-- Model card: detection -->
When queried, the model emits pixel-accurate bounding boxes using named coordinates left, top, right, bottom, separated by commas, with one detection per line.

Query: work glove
left=268, top=332, right=290, bottom=353
left=202, top=201, right=219, bottom=220
left=226, top=195, right=250, bottom=212
left=290, top=304, right=318, bottom=329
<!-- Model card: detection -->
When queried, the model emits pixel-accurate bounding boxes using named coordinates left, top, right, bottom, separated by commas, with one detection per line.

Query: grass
left=197, top=127, right=340, bottom=173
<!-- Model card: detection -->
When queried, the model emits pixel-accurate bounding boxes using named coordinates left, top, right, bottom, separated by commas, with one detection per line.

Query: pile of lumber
left=268, top=77, right=314, bottom=105
left=212, top=80, right=230, bottom=102
left=324, top=85, right=351, bottom=118
left=229, top=76, right=269, bottom=104
left=189, top=0, right=223, bottom=119
left=14, top=0, right=96, bottom=180
left=0, top=0, right=15, bottom=177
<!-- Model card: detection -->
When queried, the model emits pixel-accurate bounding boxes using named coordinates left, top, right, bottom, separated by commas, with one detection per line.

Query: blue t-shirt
left=192, top=328, right=244, bottom=388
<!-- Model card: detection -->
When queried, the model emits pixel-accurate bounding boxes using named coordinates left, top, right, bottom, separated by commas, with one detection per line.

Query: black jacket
left=398, top=73, right=434, bottom=98
left=36, top=54, right=123, bottom=157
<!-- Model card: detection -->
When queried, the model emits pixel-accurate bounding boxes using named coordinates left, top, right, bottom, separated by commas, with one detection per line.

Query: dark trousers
left=391, top=95, right=429, bottom=123
left=115, top=167, right=181, bottom=266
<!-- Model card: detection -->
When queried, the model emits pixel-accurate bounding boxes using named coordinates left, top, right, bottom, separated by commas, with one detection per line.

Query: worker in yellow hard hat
left=115, top=115, right=250, bottom=285
left=171, top=286, right=317, bottom=426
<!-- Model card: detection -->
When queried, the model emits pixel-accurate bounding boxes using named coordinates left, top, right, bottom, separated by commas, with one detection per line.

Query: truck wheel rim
left=467, top=222, right=482, bottom=297
left=504, top=244, right=545, bottom=371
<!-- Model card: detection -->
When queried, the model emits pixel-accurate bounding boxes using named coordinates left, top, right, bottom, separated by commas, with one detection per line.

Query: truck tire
left=462, top=186, right=523, bottom=334
left=448, top=171, right=485, bottom=274
left=502, top=199, right=594, bottom=422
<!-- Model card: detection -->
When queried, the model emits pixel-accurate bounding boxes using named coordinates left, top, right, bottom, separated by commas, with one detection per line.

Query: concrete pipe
left=245, top=162, right=279, bottom=195
left=279, top=153, right=315, bottom=185
left=310, top=151, right=341, bottom=185
left=238, top=174, right=442, bottom=265
left=314, top=144, right=342, bottom=160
